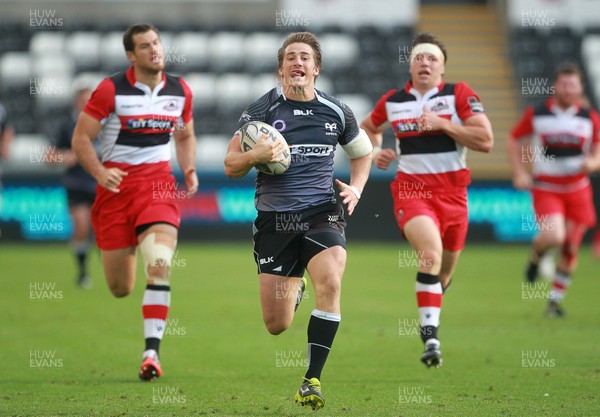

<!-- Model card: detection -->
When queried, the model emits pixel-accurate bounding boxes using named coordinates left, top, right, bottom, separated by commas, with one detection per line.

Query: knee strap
left=139, top=232, right=174, bottom=280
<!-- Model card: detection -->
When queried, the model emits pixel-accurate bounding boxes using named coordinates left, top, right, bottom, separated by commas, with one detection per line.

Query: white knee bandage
left=139, top=232, right=175, bottom=281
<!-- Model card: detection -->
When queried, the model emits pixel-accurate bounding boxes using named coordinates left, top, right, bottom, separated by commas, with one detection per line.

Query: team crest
left=163, top=100, right=179, bottom=111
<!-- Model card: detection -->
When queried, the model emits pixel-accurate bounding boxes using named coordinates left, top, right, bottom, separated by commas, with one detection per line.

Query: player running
left=49, top=87, right=99, bottom=288
left=360, top=33, right=493, bottom=367
left=508, top=63, right=600, bottom=317
left=224, top=32, right=372, bottom=410
left=72, top=24, right=198, bottom=380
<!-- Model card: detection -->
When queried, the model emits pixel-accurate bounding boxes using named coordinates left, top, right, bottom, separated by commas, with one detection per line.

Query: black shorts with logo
left=252, top=202, right=347, bottom=277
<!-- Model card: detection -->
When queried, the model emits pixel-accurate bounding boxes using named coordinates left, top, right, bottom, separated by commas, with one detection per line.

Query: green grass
left=1, top=242, right=599, bottom=416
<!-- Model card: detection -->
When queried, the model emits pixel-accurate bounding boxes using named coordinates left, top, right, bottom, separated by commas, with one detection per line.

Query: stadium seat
left=72, top=72, right=107, bottom=91
left=0, top=52, right=32, bottom=90
left=7, top=133, right=51, bottom=168
left=32, top=55, right=74, bottom=77
left=215, top=73, right=253, bottom=112
left=243, top=32, right=282, bottom=73
left=195, top=134, right=230, bottom=170
left=582, top=35, right=600, bottom=61
left=171, top=32, right=209, bottom=71
left=315, top=74, right=334, bottom=95
left=99, top=31, right=129, bottom=72
left=319, top=33, right=360, bottom=71
left=65, top=32, right=101, bottom=71
left=32, top=74, right=74, bottom=114
left=250, top=73, right=279, bottom=99
left=184, top=72, right=217, bottom=110
left=208, top=32, right=245, bottom=72
left=336, top=94, right=373, bottom=122
left=29, top=32, right=65, bottom=57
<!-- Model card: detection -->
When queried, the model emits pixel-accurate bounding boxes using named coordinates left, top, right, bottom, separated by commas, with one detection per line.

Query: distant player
left=72, top=24, right=198, bottom=380
left=49, top=87, right=99, bottom=288
left=508, top=63, right=600, bottom=317
left=360, top=32, right=493, bottom=367
left=224, top=32, right=371, bottom=410
left=0, top=100, right=14, bottom=238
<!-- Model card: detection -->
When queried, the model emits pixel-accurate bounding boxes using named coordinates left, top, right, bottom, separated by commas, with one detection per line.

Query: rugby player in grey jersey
left=224, top=32, right=372, bottom=410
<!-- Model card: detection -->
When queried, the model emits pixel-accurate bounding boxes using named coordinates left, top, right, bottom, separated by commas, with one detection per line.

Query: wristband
left=372, top=146, right=382, bottom=160
left=348, top=185, right=361, bottom=200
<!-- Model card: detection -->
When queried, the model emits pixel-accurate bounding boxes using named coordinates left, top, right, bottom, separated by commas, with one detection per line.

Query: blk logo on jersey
left=259, top=257, right=274, bottom=265
left=293, top=109, right=314, bottom=116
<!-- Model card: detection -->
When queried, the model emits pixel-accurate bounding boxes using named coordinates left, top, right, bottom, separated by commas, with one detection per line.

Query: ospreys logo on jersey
left=324, top=122, right=338, bottom=136
left=126, top=118, right=173, bottom=130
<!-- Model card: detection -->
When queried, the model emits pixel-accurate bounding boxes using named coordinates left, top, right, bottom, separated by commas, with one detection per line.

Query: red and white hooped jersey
left=511, top=99, right=600, bottom=193
left=370, top=81, right=485, bottom=190
left=83, top=66, right=193, bottom=167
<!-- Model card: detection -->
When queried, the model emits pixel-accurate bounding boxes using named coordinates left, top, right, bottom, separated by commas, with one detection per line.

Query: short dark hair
left=412, top=32, right=447, bottom=63
left=277, top=32, right=322, bottom=70
left=553, top=63, right=583, bottom=83
left=123, top=23, right=160, bottom=52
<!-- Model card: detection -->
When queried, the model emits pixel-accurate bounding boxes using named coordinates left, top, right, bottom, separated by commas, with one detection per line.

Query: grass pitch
left=1, top=242, right=599, bottom=416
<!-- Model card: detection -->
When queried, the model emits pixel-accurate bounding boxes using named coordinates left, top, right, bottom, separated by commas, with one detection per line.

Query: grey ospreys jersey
left=238, top=87, right=359, bottom=212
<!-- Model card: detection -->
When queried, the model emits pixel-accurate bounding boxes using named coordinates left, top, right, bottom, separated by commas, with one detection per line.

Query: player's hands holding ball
left=252, top=134, right=287, bottom=164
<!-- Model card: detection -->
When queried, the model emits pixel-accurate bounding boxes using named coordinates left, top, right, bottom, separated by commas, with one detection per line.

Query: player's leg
left=259, top=273, right=304, bottom=335
left=294, top=204, right=347, bottom=410
left=137, top=222, right=178, bottom=380
left=528, top=214, right=565, bottom=277
left=403, top=215, right=444, bottom=367
left=439, top=249, right=462, bottom=293
left=546, top=220, right=587, bottom=317
left=70, top=201, right=93, bottom=288
left=527, top=189, right=567, bottom=282
left=101, top=247, right=137, bottom=297
left=295, top=243, right=345, bottom=410
left=593, top=228, right=600, bottom=259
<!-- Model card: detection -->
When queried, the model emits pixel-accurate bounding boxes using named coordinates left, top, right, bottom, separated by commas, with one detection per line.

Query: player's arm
left=336, top=129, right=372, bottom=216
left=360, top=116, right=397, bottom=170
left=507, top=106, right=535, bottom=189
left=72, top=112, right=127, bottom=193
left=424, top=83, right=493, bottom=153
left=582, top=143, right=600, bottom=173
left=173, top=119, right=198, bottom=197
left=582, top=111, right=600, bottom=174
left=223, top=132, right=284, bottom=178
left=506, top=134, right=533, bottom=189
left=423, top=110, right=493, bottom=153
left=0, top=124, right=14, bottom=160
left=47, top=125, right=77, bottom=166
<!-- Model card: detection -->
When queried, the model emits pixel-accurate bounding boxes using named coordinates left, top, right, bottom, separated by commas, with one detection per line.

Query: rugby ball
left=239, top=121, right=291, bottom=175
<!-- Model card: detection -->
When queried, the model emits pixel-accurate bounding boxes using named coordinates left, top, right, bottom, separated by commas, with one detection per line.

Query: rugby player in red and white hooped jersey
left=360, top=32, right=493, bottom=368
left=508, top=63, right=600, bottom=317
left=72, top=24, right=198, bottom=381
